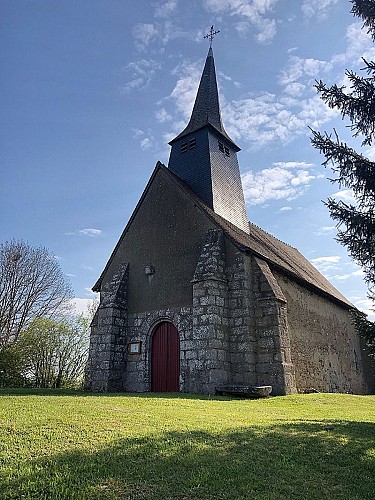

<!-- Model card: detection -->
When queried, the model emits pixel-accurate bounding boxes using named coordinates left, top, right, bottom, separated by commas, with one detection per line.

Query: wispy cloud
left=79, top=228, right=102, bottom=236
left=221, top=93, right=336, bottom=147
left=154, top=0, right=178, bottom=18
left=310, top=255, right=341, bottom=276
left=331, top=189, right=356, bottom=203
left=350, top=296, right=375, bottom=319
left=279, top=56, right=333, bottom=87
left=132, top=128, right=156, bottom=151
left=203, top=0, right=279, bottom=45
left=241, top=162, right=318, bottom=205
left=64, top=228, right=102, bottom=237
left=301, top=0, right=338, bottom=20
left=132, top=23, right=160, bottom=51
left=332, top=22, right=375, bottom=66
left=315, top=225, right=335, bottom=235
left=155, top=108, right=172, bottom=123
left=120, top=59, right=161, bottom=93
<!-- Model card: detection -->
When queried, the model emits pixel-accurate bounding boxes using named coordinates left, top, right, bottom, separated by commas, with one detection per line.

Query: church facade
left=85, top=47, right=373, bottom=396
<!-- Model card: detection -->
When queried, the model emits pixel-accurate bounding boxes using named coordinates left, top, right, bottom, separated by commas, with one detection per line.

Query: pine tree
left=310, top=0, right=375, bottom=356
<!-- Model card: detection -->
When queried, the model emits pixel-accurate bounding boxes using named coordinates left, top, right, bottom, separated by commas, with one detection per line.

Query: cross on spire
left=204, top=25, right=220, bottom=47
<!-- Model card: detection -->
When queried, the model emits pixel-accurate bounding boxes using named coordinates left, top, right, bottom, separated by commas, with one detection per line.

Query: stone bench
left=216, top=385, right=272, bottom=398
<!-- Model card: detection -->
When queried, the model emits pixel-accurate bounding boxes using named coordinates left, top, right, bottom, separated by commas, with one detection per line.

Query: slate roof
left=169, top=47, right=240, bottom=151
left=165, top=164, right=353, bottom=309
left=94, top=162, right=353, bottom=310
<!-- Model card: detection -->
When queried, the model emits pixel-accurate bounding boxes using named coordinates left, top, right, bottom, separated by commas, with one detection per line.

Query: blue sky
left=1, top=0, right=374, bottom=319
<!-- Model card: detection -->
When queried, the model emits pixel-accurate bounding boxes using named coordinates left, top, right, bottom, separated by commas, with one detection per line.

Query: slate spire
left=169, top=48, right=239, bottom=151
left=168, top=46, right=249, bottom=234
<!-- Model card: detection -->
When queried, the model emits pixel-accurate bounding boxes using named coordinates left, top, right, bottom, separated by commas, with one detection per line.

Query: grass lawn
left=0, top=390, right=374, bottom=499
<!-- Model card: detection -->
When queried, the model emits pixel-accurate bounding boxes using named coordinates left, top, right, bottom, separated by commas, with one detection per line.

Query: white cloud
left=311, top=256, right=341, bottom=264
left=352, top=269, right=365, bottom=277
left=310, top=255, right=341, bottom=276
left=333, top=273, right=352, bottom=281
left=203, top=0, right=279, bottom=45
left=351, top=297, right=375, bottom=319
left=315, top=225, right=335, bottom=235
left=168, top=59, right=202, bottom=124
left=78, top=228, right=102, bottom=237
left=220, top=92, right=335, bottom=147
left=132, top=128, right=155, bottom=151
left=301, top=0, right=338, bottom=20
left=279, top=206, right=292, bottom=211
left=273, top=161, right=314, bottom=169
left=283, top=82, right=306, bottom=97
left=70, top=297, right=97, bottom=316
left=140, top=137, right=152, bottom=150
left=132, top=23, right=160, bottom=51
left=241, top=162, right=318, bottom=205
left=332, top=22, right=375, bottom=66
left=120, top=59, right=161, bottom=93
left=155, top=108, right=172, bottom=123
left=331, top=189, right=356, bottom=203
left=65, top=228, right=102, bottom=237
left=154, top=0, right=177, bottom=18
left=279, top=56, right=332, bottom=86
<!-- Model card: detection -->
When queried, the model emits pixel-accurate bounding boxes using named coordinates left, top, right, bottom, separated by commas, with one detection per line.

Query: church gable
left=95, top=163, right=225, bottom=313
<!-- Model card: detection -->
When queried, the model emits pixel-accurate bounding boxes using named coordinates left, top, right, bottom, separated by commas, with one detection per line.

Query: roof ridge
left=248, top=220, right=298, bottom=251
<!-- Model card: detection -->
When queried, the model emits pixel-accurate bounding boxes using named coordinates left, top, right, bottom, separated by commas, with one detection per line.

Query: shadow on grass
left=1, top=421, right=374, bottom=500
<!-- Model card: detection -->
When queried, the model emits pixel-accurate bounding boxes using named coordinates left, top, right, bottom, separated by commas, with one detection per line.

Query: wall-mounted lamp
left=145, top=265, right=155, bottom=275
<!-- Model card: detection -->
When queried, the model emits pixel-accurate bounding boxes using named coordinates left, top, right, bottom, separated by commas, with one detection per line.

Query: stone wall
left=275, top=271, right=370, bottom=394
left=252, top=258, right=297, bottom=395
left=85, top=263, right=129, bottom=392
left=226, top=252, right=257, bottom=387
left=191, top=229, right=230, bottom=393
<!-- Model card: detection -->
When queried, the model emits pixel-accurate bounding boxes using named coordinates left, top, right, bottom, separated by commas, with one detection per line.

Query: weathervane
left=204, top=25, right=220, bottom=47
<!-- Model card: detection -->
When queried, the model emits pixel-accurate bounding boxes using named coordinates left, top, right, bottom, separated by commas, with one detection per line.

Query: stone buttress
left=85, top=263, right=129, bottom=391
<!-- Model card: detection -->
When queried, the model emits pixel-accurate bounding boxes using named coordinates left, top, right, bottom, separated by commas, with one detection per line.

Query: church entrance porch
left=151, top=321, right=180, bottom=392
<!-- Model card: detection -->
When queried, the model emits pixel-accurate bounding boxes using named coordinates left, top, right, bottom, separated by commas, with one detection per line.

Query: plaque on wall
left=128, top=341, right=142, bottom=355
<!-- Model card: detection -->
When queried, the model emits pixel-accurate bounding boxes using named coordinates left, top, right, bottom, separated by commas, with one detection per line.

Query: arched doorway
left=151, top=321, right=180, bottom=392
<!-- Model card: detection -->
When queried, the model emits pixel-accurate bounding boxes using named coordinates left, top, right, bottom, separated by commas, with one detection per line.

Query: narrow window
left=189, top=138, right=196, bottom=149
left=180, top=142, right=188, bottom=153
left=218, top=140, right=230, bottom=157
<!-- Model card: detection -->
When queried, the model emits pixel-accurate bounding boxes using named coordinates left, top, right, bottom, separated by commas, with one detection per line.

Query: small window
left=189, top=138, right=196, bottom=149
left=218, top=140, right=230, bottom=157
left=180, top=142, right=188, bottom=153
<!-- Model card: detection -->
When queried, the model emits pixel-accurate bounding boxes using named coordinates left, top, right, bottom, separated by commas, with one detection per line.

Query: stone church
left=85, top=46, right=373, bottom=396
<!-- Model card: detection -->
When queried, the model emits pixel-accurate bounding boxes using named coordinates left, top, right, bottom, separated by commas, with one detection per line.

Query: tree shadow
left=1, top=421, right=374, bottom=499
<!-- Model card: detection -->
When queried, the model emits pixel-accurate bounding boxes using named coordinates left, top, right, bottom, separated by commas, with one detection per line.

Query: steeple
left=168, top=45, right=249, bottom=234
left=169, top=47, right=240, bottom=152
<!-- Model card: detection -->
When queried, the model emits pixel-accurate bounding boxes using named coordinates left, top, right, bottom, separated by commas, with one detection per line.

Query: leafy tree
left=0, top=240, right=73, bottom=349
left=19, top=316, right=90, bottom=388
left=310, top=0, right=375, bottom=354
left=0, top=344, right=27, bottom=387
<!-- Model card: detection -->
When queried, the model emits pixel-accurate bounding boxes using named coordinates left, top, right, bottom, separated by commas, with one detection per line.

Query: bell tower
left=168, top=32, right=249, bottom=233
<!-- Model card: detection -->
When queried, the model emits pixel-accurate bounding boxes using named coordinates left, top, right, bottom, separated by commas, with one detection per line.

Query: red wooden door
left=151, top=322, right=180, bottom=392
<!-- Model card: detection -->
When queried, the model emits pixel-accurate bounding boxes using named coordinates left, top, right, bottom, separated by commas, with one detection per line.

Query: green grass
left=0, top=390, right=374, bottom=499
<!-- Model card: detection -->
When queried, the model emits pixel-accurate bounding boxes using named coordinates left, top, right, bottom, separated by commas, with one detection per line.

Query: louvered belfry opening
left=151, top=322, right=180, bottom=392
